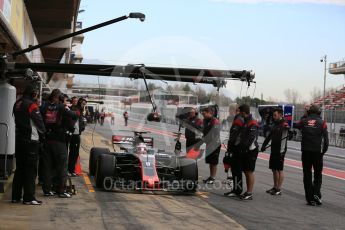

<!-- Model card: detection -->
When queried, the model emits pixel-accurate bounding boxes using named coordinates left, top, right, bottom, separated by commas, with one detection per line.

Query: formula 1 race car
left=88, top=131, right=198, bottom=193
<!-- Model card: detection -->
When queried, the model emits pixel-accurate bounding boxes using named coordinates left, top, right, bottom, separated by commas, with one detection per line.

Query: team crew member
left=238, top=104, right=259, bottom=200
left=184, top=108, right=203, bottom=153
left=68, top=98, right=87, bottom=176
left=111, top=112, right=115, bottom=125
left=41, top=89, right=78, bottom=198
left=38, top=93, right=50, bottom=186
left=12, top=85, right=46, bottom=205
left=94, top=110, right=100, bottom=123
left=295, top=105, right=328, bottom=206
left=224, top=104, right=244, bottom=197
left=123, top=111, right=129, bottom=126
left=63, top=94, right=74, bottom=150
left=100, top=109, right=106, bottom=126
left=198, top=106, right=221, bottom=184
left=261, top=108, right=289, bottom=196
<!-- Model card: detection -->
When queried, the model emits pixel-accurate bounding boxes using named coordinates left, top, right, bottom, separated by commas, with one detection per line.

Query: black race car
left=89, top=131, right=198, bottom=193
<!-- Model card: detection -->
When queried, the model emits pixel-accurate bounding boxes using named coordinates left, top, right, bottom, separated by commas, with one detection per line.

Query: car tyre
left=94, top=154, right=116, bottom=189
left=89, top=147, right=110, bottom=176
left=179, top=157, right=198, bottom=192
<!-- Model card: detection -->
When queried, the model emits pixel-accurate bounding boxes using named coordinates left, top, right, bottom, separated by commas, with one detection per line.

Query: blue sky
left=78, top=0, right=345, bottom=101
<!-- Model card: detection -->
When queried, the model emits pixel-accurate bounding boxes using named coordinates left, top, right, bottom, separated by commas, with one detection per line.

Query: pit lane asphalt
left=91, top=116, right=345, bottom=230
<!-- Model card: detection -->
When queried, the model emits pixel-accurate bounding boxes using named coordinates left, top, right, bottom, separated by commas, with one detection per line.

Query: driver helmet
left=137, top=143, right=147, bottom=154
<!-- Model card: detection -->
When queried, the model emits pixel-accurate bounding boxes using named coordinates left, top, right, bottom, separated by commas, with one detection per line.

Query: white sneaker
left=58, top=192, right=72, bottom=198
left=44, top=191, right=55, bottom=196
left=23, top=200, right=43, bottom=205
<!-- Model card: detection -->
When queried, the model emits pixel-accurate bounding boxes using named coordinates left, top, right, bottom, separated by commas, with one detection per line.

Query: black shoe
left=68, top=172, right=77, bottom=177
left=203, top=177, right=215, bottom=184
left=314, top=195, right=322, bottom=205
left=271, top=188, right=282, bottom=196
left=240, top=192, right=253, bottom=200
left=266, top=187, right=275, bottom=194
left=11, top=199, right=21, bottom=204
left=58, top=192, right=72, bottom=198
left=223, top=177, right=233, bottom=185
left=306, top=201, right=316, bottom=206
left=23, top=199, right=42, bottom=205
left=224, top=190, right=240, bottom=198
left=44, top=191, right=55, bottom=196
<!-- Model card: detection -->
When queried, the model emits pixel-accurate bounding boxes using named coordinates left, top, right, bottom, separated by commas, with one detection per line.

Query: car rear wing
left=112, top=135, right=154, bottom=148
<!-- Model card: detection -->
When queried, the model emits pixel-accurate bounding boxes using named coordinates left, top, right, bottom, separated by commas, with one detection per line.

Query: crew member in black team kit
left=123, top=111, right=129, bottom=126
left=261, top=108, right=289, bottom=196
left=224, top=104, right=245, bottom=197
left=197, top=106, right=221, bottom=184
left=41, top=89, right=78, bottom=198
left=68, top=97, right=87, bottom=176
left=12, top=84, right=46, bottom=205
left=295, top=105, right=329, bottom=206
left=238, top=104, right=259, bottom=200
left=184, top=107, right=203, bottom=153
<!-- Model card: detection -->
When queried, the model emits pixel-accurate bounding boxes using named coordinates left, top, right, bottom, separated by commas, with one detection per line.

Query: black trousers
left=38, top=142, right=46, bottom=183
left=42, top=141, right=68, bottom=194
left=124, top=118, right=128, bottom=126
left=230, top=147, right=243, bottom=195
left=12, top=140, right=39, bottom=202
left=302, top=151, right=323, bottom=202
left=65, top=134, right=72, bottom=152
left=68, top=134, right=81, bottom=173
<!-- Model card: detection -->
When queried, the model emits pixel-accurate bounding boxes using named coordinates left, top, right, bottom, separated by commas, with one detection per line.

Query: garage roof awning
left=24, top=0, right=81, bottom=64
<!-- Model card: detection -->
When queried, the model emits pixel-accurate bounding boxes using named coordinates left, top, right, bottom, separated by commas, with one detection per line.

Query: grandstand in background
left=313, top=84, right=345, bottom=110
left=312, top=60, right=345, bottom=110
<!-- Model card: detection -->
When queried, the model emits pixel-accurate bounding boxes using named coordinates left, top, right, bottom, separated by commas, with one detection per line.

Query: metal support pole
left=321, top=55, right=327, bottom=121
left=12, top=12, right=145, bottom=58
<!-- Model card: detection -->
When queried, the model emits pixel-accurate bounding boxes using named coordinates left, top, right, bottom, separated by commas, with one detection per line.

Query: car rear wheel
left=89, top=147, right=110, bottom=176
left=94, top=154, right=116, bottom=189
left=179, top=157, right=198, bottom=192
